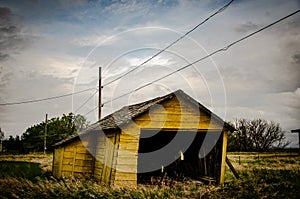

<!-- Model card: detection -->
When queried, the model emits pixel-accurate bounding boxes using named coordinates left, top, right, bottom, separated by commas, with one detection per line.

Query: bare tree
left=228, top=119, right=290, bottom=152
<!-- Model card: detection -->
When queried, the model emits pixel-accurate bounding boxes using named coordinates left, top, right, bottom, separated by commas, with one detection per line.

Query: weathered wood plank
left=63, top=151, right=75, bottom=158
left=117, top=150, right=137, bottom=157
left=64, top=146, right=75, bottom=152
left=75, top=153, right=93, bottom=160
left=115, top=164, right=136, bottom=173
left=226, top=156, right=239, bottom=179
left=74, top=146, right=90, bottom=153
left=61, top=171, right=72, bottom=177
left=135, top=113, right=202, bottom=122
left=100, top=132, right=118, bottom=184
left=220, top=131, right=227, bottom=184
left=117, top=156, right=137, bottom=165
left=134, top=120, right=222, bottom=129
left=62, top=165, right=93, bottom=173
left=119, top=134, right=139, bottom=140
left=114, top=175, right=136, bottom=182
left=52, top=147, right=64, bottom=178
left=118, top=144, right=139, bottom=151
left=94, top=167, right=103, bottom=173
left=114, top=180, right=137, bottom=187
left=74, top=159, right=93, bottom=167
left=62, top=158, right=73, bottom=165
left=114, top=172, right=136, bottom=181
left=71, top=147, right=76, bottom=175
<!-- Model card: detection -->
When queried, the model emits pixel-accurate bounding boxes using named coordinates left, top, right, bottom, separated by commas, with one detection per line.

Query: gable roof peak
left=53, top=89, right=234, bottom=147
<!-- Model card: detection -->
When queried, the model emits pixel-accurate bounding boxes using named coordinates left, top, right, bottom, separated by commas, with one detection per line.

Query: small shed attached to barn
left=52, top=90, right=234, bottom=187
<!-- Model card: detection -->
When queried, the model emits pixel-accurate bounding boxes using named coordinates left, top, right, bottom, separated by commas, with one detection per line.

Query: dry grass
left=0, top=177, right=219, bottom=199
left=227, top=152, right=300, bottom=171
left=0, top=152, right=299, bottom=198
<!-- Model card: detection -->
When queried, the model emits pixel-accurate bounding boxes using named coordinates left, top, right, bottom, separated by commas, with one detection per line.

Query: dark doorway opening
left=137, top=129, right=223, bottom=184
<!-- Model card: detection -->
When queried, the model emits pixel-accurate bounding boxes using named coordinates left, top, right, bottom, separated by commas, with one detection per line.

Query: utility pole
left=44, top=113, right=48, bottom=155
left=98, top=67, right=102, bottom=121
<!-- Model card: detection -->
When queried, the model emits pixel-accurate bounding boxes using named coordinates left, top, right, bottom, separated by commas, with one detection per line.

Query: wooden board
left=220, top=131, right=227, bottom=184
left=52, top=147, right=64, bottom=177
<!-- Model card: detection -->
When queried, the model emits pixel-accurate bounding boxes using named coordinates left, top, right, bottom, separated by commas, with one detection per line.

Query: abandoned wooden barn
left=52, top=90, right=234, bottom=187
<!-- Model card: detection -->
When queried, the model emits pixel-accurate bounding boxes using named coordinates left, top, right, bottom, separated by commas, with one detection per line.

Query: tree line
left=1, top=113, right=89, bottom=153
left=0, top=117, right=290, bottom=153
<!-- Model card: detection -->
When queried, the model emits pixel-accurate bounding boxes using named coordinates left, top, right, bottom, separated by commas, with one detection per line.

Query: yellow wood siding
left=113, top=95, right=225, bottom=187
left=94, top=133, right=106, bottom=181
left=94, top=131, right=119, bottom=185
left=220, top=131, right=228, bottom=184
left=58, top=139, right=95, bottom=178
left=52, top=146, right=63, bottom=177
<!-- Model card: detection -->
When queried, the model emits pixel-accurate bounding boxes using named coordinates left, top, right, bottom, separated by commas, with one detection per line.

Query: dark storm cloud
left=0, top=6, right=26, bottom=61
left=0, top=6, right=10, bottom=17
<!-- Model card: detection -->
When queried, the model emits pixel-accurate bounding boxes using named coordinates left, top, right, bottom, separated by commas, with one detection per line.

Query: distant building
left=291, top=129, right=300, bottom=154
left=52, top=90, right=234, bottom=187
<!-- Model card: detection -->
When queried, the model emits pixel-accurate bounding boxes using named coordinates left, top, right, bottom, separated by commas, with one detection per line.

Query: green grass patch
left=0, top=161, right=43, bottom=180
left=219, top=169, right=300, bottom=199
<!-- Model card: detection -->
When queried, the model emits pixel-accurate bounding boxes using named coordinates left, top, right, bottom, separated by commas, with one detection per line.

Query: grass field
left=0, top=152, right=299, bottom=198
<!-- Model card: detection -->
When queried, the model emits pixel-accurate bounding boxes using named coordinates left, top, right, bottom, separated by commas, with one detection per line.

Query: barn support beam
left=226, top=156, right=240, bottom=179
left=220, top=131, right=227, bottom=184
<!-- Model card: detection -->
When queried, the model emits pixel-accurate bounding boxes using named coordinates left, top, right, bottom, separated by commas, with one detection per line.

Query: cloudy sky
left=0, top=0, right=299, bottom=146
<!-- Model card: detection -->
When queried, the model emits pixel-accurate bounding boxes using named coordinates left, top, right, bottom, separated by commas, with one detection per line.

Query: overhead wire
left=2, top=3, right=297, bottom=118
left=0, top=0, right=234, bottom=107
left=0, top=87, right=97, bottom=106
left=101, top=9, right=300, bottom=106
left=74, top=89, right=99, bottom=113
left=82, top=106, right=99, bottom=117
left=102, top=0, right=235, bottom=87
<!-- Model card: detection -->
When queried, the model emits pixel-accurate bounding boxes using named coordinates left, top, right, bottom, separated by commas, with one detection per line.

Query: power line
left=83, top=106, right=99, bottom=117
left=0, top=87, right=97, bottom=106
left=74, top=89, right=98, bottom=113
left=102, top=0, right=235, bottom=87
left=0, top=0, right=234, bottom=107
left=102, top=9, right=300, bottom=106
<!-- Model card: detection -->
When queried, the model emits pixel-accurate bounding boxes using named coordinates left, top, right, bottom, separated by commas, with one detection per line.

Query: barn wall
left=94, top=131, right=120, bottom=185
left=113, top=131, right=139, bottom=187
left=53, top=138, right=96, bottom=178
left=94, top=133, right=106, bottom=181
left=113, top=95, right=225, bottom=187
left=134, top=97, right=223, bottom=129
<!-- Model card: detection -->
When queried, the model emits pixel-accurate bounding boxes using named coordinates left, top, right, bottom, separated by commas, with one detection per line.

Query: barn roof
left=53, top=89, right=234, bottom=147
